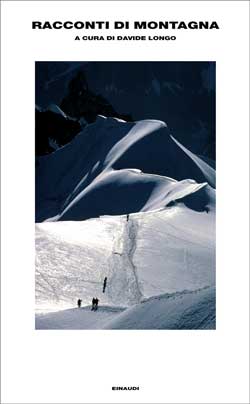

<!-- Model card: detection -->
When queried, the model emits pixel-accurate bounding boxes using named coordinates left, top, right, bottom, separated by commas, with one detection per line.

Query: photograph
left=35, top=61, right=216, bottom=330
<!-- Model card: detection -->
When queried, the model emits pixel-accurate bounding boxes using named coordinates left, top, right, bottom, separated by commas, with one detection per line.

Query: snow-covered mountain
left=36, top=116, right=215, bottom=222
left=35, top=111, right=215, bottom=329
left=36, top=61, right=216, bottom=159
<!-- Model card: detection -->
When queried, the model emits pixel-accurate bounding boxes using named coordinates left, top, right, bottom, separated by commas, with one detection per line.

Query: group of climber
left=77, top=276, right=108, bottom=311
left=91, top=297, right=99, bottom=311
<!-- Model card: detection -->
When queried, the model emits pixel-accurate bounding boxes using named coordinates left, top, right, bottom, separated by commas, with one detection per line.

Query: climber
left=103, top=277, right=107, bottom=293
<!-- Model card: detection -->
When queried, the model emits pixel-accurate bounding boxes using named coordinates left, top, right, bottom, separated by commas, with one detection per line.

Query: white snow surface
left=36, top=206, right=215, bottom=328
left=36, top=287, right=215, bottom=330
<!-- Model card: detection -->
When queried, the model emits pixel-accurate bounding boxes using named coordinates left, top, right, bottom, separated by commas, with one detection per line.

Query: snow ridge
left=36, top=115, right=215, bottom=222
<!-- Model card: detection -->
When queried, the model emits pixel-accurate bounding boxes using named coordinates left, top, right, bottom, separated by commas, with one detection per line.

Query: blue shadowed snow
left=36, top=115, right=215, bottom=222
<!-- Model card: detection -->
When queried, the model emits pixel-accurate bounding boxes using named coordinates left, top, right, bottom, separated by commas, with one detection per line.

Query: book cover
left=1, top=1, right=249, bottom=403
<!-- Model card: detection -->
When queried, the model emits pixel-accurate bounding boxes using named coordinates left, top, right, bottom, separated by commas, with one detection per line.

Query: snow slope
left=36, top=115, right=215, bottom=222
left=36, top=206, right=215, bottom=314
left=36, top=286, right=215, bottom=330
left=36, top=305, right=125, bottom=330
left=104, top=286, right=215, bottom=330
